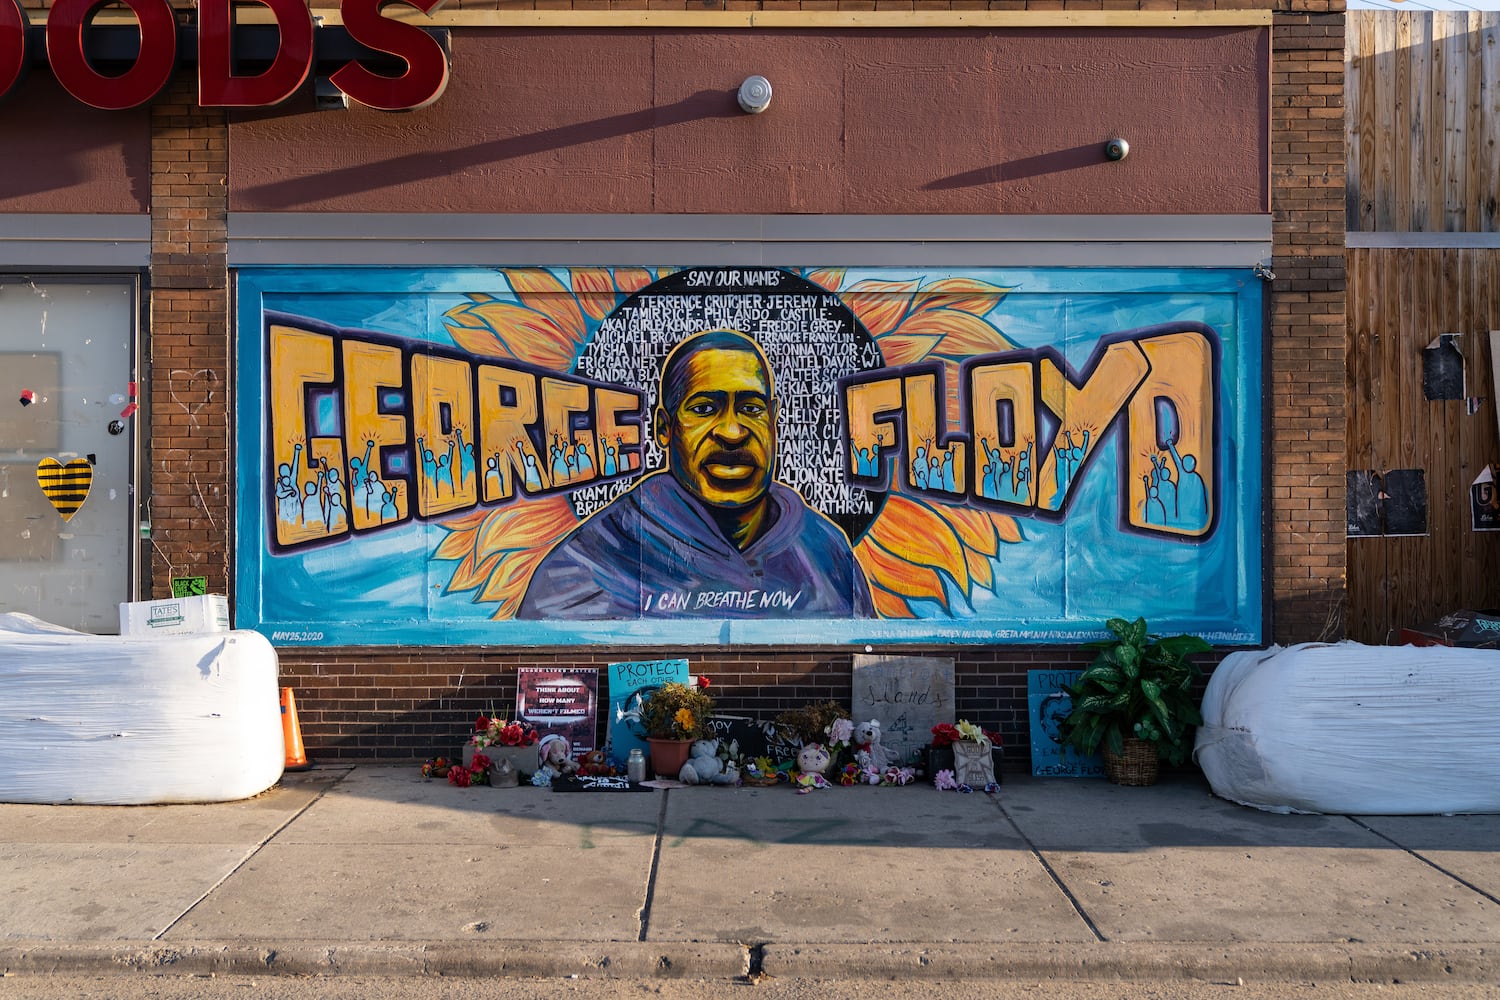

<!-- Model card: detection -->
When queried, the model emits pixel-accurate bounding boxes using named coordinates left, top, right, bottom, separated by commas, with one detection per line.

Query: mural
left=236, top=265, right=1262, bottom=646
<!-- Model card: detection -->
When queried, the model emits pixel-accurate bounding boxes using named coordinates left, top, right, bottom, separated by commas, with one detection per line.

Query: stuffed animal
left=536, top=734, right=579, bottom=780
left=796, top=742, right=832, bottom=777
left=577, top=749, right=613, bottom=777
left=852, top=719, right=892, bottom=773
left=679, top=738, right=739, bottom=785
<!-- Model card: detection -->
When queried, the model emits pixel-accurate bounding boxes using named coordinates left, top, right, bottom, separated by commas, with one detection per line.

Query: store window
left=0, top=278, right=137, bottom=632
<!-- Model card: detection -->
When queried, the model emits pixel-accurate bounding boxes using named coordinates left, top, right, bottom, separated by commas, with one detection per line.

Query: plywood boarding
left=1347, top=11, right=1500, bottom=234
left=1346, top=247, right=1500, bottom=643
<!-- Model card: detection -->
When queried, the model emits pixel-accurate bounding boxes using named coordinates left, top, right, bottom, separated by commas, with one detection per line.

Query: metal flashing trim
left=47, top=9, right=1272, bottom=28
left=0, top=215, right=151, bottom=269
left=1346, top=232, right=1500, bottom=249
left=229, top=214, right=1273, bottom=268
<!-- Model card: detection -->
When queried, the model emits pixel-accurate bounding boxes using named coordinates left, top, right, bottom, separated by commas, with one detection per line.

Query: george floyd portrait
left=518, top=328, right=874, bottom=620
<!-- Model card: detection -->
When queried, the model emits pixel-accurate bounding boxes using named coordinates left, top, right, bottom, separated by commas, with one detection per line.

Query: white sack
left=0, top=613, right=284, bottom=804
left=1194, top=641, right=1500, bottom=815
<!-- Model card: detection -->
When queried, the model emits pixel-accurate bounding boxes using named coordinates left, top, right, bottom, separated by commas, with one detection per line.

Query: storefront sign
left=0, top=0, right=449, bottom=110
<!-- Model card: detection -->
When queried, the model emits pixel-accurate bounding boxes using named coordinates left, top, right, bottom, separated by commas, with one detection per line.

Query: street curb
left=0, top=941, right=748, bottom=979
left=2, top=940, right=1495, bottom=983
left=761, top=942, right=1499, bottom=984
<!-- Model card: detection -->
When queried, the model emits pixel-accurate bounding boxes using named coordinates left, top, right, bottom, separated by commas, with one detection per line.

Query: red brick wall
left=147, top=78, right=232, bottom=598
left=116, top=1, right=1344, bottom=762
left=1268, top=4, right=1347, bottom=644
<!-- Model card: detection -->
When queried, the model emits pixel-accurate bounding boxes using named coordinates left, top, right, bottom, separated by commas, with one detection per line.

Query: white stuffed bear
left=852, top=719, right=893, bottom=773
left=679, top=738, right=739, bottom=785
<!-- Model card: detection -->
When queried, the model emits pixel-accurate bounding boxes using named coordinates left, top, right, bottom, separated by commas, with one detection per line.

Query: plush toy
left=678, top=738, right=739, bottom=785
left=851, top=719, right=892, bottom=773
left=536, top=734, right=579, bottom=781
left=796, top=742, right=832, bottom=777
left=577, top=749, right=614, bottom=777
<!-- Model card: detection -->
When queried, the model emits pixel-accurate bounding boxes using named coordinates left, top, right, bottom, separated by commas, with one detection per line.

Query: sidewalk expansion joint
left=637, top=788, right=670, bottom=942
left=1348, top=816, right=1500, bottom=907
left=997, top=797, right=1107, bottom=943
left=151, top=767, right=354, bottom=942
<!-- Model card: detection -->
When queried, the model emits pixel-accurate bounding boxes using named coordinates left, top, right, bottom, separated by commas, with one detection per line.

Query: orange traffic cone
left=280, top=686, right=311, bottom=771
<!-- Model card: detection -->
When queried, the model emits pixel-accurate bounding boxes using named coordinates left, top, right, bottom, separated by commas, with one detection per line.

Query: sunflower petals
left=443, top=300, right=579, bottom=371
left=894, top=309, right=1016, bottom=358
left=614, top=267, right=654, bottom=295
left=476, top=497, right=578, bottom=556
left=910, top=277, right=1014, bottom=317
left=477, top=547, right=551, bottom=608
left=503, top=268, right=587, bottom=344
left=805, top=268, right=846, bottom=293
left=868, top=584, right=917, bottom=619
left=843, top=279, right=920, bottom=336
left=874, top=333, right=942, bottom=367
left=858, top=537, right=948, bottom=600
left=571, top=268, right=620, bottom=322
left=447, top=550, right=504, bottom=595
left=865, top=493, right=970, bottom=596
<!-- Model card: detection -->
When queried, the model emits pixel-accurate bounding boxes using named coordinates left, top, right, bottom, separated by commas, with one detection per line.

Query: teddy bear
left=577, top=749, right=613, bottom=777
left=678, top=738, right=739, bottom=785
left=851, top=719, right=893, bottom=773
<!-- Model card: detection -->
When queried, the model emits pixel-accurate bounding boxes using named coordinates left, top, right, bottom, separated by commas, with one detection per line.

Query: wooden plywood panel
left=1347, top=248, right=1500, bottom=644
left=1346, top=11, right=1500, bottom=234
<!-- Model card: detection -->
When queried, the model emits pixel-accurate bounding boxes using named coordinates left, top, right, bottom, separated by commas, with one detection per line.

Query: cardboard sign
left=605, top=658, right=689, bottom=763
left=1028, top=669, right=1104, bottom=778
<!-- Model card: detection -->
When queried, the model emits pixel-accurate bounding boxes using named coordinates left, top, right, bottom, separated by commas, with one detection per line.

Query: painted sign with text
left=236, top=265, right=1262, bottom=646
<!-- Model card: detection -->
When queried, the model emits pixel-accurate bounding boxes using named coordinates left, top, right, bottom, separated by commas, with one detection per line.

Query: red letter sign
left=46, top=0, right=176, bottom=109
left=198, top=0, right=313, bottom=107
left=332, top=0, right=448, bottom=112
left=0, top=0, right=26, bottom=101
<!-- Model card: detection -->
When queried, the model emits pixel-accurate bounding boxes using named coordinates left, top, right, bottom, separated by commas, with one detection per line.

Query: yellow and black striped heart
left=36, top=457, right=93, bottom=522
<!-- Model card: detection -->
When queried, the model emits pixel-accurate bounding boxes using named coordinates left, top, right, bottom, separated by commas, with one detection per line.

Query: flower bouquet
left=930, top=720, right=1002, bottom=789
left=466, top=715, right=539, bottom=780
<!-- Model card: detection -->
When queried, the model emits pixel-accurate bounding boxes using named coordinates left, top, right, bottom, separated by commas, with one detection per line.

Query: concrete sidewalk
left=2, top=764, right=1497, bottom=983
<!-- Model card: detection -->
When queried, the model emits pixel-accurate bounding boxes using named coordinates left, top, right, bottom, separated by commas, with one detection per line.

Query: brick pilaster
left=147, top=75, right=232, bottom=597
left=1268, top=2, right=1347, bottom=642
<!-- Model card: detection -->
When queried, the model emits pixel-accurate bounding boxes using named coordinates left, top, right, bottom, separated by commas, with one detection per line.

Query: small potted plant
left=638, top=681, right=715, bottom=778
left=1059, top=616, right=1210, bottom=786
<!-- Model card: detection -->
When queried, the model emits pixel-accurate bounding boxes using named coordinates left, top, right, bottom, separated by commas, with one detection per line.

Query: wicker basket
left=1102, top=738, right=1160, bottom=786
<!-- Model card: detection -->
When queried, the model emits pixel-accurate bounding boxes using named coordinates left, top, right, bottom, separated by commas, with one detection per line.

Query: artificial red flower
left=448, top=765, right=472, bottom=787
left=696, top=675, right=712, bottom=689
left=475, top=715, right=490, bottom=733
left=471, top=753, right=492, bottom=771
left=931, top=723, right=962, bottom=747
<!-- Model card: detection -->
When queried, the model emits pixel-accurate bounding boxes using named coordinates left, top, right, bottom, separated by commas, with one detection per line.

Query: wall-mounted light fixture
left=738, top=75, right=773, bottom=114
left=1103, top=137, right=1130, bottom=162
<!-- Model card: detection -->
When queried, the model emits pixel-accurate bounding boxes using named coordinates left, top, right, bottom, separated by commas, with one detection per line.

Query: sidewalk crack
left=637, top=788, right=669, bottom=942
left=151, top=767, right=354, bottom=941
left=997, top=796, right=1108, bottom=942
left=1348, top=816, right=1500, bottom=907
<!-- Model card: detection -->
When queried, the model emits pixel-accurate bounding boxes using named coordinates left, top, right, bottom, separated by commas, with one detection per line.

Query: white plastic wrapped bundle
left=1194, top=641, right=1500, bottom=815
left=0, top=613, right=285, bottom=804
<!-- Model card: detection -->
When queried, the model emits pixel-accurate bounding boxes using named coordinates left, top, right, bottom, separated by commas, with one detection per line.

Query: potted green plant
left=638, top=681, right=715, bottom=778
left=1059, top=616, right=1210, bottom=786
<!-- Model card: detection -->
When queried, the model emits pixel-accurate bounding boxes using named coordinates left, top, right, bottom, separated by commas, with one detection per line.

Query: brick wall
left=148, top=77, right=232, bottom=597
left=1268, top=2, right=1347, bottom=644
left=134, top=0, right=1343, bottom=762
